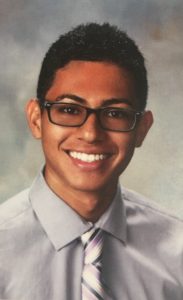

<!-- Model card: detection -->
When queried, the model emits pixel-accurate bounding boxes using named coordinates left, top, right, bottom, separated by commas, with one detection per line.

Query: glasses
left=41, top=100, right=144, bottom=132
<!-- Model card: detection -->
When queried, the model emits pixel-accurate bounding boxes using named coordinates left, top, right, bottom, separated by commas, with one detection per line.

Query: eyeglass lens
left=48, top=102, right=138, bottom=132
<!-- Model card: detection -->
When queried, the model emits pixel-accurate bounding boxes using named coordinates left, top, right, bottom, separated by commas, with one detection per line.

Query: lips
left=69, top=151, right=108, bottom=163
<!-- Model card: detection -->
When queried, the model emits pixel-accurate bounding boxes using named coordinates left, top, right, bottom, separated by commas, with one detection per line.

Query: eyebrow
left=56, top=94, right=133, bottom=107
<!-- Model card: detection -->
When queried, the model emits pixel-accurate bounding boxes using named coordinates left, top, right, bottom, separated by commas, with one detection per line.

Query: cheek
left=112, top=134, right=137, bottom=173
left=41, top=123, right=64, bottom=150
left=113, top=132, right=137, bottom=155
left=40, top=122, right=78, bottom=154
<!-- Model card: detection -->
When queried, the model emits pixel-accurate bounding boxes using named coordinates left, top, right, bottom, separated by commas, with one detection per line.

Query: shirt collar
left=95, top=184, right=126, bottom=244
left=29, top=171, right=126, bottom=251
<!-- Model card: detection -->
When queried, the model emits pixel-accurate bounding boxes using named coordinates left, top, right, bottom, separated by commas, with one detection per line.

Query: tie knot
left=81, top=227, right=103, bottom=265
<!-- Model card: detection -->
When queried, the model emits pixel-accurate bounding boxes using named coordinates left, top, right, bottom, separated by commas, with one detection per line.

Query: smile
left=69, top=151, right=108, bottom=163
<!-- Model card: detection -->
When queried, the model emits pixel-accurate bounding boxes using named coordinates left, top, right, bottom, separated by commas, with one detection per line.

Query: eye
left=105, top=108, right=130, bottom=119
left=56, top=104, right=81, bottom=115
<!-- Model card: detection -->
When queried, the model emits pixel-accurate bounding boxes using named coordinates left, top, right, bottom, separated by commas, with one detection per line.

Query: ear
left=25, top=99, right=42, bottom=139
left=135, top=110, right=153, bottom=147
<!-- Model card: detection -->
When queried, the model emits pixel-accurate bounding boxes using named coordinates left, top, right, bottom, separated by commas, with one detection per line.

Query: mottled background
left=0, top=0, right=183, bottom=218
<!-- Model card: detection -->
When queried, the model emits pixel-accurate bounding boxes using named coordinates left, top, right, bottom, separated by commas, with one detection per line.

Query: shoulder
left=121, top=186, right=183, bottom=231
left=121, top=187, right=183, bottom=287
left=0, top=188, right=38, bottom=256
left=0, top=189, right=31, bottom=227
left=0, top=187, right=45, bottom=256
left=121, top=186, right=183, bottom=261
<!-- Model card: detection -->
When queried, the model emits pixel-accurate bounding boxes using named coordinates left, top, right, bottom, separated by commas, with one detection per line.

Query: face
left=27, top=61, right=153, bottom=198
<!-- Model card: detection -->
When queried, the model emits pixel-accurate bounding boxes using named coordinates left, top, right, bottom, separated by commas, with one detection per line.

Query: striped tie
left=81, top=227, right=104, bottom=299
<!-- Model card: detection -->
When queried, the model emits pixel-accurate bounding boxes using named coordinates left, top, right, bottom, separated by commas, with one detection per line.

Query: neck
left=67, top=188, right=116, bottom=223
left=44, top=170, right=118, bottom=223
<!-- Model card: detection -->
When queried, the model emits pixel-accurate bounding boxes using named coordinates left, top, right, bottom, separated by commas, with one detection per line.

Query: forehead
left=46, top=60, right=137, bottom=108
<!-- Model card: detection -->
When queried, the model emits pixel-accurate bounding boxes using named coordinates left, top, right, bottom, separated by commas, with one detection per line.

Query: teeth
left=69, top=151, right=107, bottom=162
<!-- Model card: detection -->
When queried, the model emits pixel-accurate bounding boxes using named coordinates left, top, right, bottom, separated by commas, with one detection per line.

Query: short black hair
left=37, top=23, right=148, bottom=110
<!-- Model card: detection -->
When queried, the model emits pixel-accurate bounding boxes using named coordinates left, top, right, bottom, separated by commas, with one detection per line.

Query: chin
left=70, top=176, right=118, bottom=194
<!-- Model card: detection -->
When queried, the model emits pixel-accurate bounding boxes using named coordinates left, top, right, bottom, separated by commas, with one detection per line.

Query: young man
left=0, top=23, right=182, bottom=300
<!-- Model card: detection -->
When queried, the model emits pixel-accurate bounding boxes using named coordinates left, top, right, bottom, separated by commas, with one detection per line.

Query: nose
left=78, top=113, right=104, bottom=143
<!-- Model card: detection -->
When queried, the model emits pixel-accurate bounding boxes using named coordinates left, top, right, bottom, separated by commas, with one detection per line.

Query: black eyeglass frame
left=40, top=100, right=144, bottom=133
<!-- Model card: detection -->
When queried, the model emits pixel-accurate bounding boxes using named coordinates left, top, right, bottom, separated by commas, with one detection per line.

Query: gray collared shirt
left=0, top=171, right=183, bottom=300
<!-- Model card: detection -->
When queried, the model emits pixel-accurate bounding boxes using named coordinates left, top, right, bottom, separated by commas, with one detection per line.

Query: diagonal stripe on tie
left=82, top=278, right=104, bottom=300
left=83, top=228, right=101, bottom=249
left=82, top=264, right=103, bottom=294
left=81, top=227, right=105, bottom=299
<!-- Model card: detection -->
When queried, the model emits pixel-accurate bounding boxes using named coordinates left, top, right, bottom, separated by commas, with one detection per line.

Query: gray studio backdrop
left=0, top=0, right=183, bottom=218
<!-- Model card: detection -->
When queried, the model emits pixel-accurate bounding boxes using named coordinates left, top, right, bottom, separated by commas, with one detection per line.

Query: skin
left=26, top=61, right=153, bottom=222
